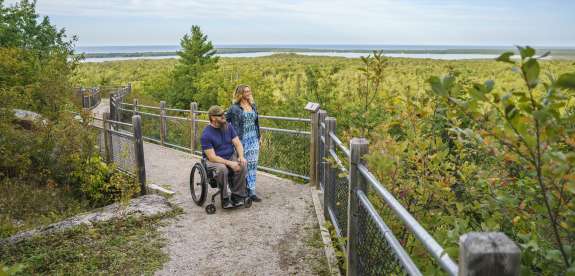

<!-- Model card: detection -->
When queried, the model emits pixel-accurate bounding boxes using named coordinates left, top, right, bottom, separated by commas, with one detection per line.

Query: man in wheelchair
left=201, top=105, right=249, bottom=208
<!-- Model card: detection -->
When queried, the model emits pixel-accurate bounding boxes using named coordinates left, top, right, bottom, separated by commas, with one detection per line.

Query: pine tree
left=170, top=25, right=219, bottom=108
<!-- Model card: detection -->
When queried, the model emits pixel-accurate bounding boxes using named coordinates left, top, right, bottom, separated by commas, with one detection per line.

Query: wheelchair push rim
left=189, top=163, right=207, bottom=206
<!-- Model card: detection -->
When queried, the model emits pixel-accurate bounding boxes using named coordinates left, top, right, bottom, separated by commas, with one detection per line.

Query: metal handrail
left=107, top=119, right=133, bottom=128
left=257, top=165, right=310, bottom=180
left=165, top=107, right=189, bottom=112
left=164, top=115, right=191, bottom=121
left=138, top=104, right=161, bottom=110
left=357, top=164, right=459, bottom=275
left=329, top=131, right=350, bottom=158
left=108, top=129, right=134, bottom=138
left=138, top=111, right=161, bottom=118
left=259, top=114, right=311, bottom=122
left=260, top=126, right=310, bottom=135
left=329, top=149, right=348, bottom=173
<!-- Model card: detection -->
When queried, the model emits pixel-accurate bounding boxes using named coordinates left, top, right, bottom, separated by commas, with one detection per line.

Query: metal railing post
left=132, top=115, right=147, bottom=195
left=190, top=102, right=198, bottom=153
left=317, top=110, right=327, bottom=190
left=459, top=232, right=520, bottom=276
left=324, top=117, right=336, bottom=220
left=103, top=112, right=113, bottom=163
left=347, top=138, right=369, bottom=276
left=159, top=101, right=166, bottom=145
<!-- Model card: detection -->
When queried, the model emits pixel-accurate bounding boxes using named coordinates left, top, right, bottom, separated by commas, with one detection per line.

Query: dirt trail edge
left=145, top=143, right=329, bottom=275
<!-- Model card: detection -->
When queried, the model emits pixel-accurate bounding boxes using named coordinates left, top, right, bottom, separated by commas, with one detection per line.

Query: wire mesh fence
left=114, top=101, right=311, bottom=181
left=110, top=131, right=136, bottom=174
left=356, top=192, right=408, bottom=275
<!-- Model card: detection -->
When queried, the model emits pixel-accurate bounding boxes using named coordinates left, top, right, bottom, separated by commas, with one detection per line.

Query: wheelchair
left=189, top=158, right=252, bottom=214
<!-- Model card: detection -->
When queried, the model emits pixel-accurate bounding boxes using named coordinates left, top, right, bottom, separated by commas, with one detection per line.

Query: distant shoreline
left=78, top=47, right=575, bottom=60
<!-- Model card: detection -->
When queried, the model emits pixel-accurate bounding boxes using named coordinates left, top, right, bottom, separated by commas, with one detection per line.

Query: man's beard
left=218, top=120, right=227, bottom=131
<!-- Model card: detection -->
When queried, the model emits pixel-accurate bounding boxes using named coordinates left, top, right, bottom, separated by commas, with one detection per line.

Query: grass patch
left=305, top=225, right=332, bottom=276
left=0, top=178, right=91, bottom=239
left=1, top=209, right=182, bottom=275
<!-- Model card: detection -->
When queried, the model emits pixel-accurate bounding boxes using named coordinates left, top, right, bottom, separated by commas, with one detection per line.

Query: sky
left=5, top=0, right=575, bottom=47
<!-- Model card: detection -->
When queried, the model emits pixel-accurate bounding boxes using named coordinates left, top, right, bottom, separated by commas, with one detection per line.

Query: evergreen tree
left=170, top=25, right=219, bottom=108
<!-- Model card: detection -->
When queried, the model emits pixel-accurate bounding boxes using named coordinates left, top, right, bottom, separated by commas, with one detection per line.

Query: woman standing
left=226, top=84, right=262, bottom=202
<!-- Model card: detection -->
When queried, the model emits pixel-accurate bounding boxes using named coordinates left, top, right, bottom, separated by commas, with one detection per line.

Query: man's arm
left=205, top=148, right=233, bottom=166
left=232, top=137, right=244, bottom=160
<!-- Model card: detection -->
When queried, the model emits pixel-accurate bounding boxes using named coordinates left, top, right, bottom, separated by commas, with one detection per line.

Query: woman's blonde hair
left=233, top=84, right=254, bottom=104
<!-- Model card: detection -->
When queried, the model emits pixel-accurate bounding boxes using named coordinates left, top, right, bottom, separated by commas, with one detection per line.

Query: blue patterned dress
left=242, top=111, right=260, bottom=195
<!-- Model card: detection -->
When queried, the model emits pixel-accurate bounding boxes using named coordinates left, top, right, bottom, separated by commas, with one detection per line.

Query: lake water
left=81, top=52, right=504, bottom=62
left=78, top=44, right=573, bottom=62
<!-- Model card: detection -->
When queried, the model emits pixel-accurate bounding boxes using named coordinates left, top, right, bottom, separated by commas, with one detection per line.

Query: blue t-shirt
left=201, top=123, right=238, bottom=160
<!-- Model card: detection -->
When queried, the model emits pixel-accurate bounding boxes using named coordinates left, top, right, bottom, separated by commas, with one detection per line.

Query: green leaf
left=496, top=52, right=514, bottom=64
left=556, top=73, right=575, bottom=90
left=522, top=58, right=540, bottom=89
left=518, top=46, right=536, bottom=60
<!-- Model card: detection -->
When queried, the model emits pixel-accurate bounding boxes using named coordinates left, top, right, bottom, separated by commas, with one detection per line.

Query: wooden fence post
left=324, top=117, right=336, bottom=220
left=160, top=101, right=166, bottom=145
left=309, top=108, right=320, bottom=187
left=133, top=98, right=139, bottom=115
left=109, top=92, right=116, bottom=122
left=132, top=115, right=147, bottom=195
left=190, top=102, right=198, bottom=153
left=103, top=112, right=113, bottom=163
left=317, top=110, right=327, bottom=190
left=459, top=232, right=520, bottom=276
left=347, top=138, right=369, bottom=276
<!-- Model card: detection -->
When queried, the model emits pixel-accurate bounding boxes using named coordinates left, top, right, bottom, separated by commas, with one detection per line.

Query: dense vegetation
left=74, top=50, right=574, bottom=273
left=0, top=0, right=138, bottom=239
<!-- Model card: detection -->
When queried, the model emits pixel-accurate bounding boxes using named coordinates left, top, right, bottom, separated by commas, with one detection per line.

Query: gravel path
left=145, top=143, right=328, bottom=275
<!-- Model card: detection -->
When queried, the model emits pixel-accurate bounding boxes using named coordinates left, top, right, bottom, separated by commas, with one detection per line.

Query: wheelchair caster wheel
left=244, top=198, right=252, bottom=208
left=206, top=204, right=216, bottom=214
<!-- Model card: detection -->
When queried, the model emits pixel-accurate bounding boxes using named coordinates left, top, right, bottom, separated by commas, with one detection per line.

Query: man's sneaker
left=223, top=198, right=234, bottom=208
left=250, top=194, right=262, bottom=202
left=231, top=194, right=244, bottom=206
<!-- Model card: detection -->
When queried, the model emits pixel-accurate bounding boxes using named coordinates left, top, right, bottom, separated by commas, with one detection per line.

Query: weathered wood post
left=347, top=138, right=369, bottom=276
left=317, top=109, right=327, bottom=190
left=324, top=117, right=336, bottom=220
left=87, top=88, right=92, bottom=108
left=109, top=92, right=116, bottom=122
left=190, top=102, right=198, bottom=153
left=132, top=115, right=147, bottom=195
left=459, top=232, right=521, bottom=276
left=133, top=98, right=139, bottom=115
left=127, top=82, right=132, bottom=93
left=306, top=103, right=320, bottom=186
left=116, top=89, right=123, bottom=123
left=159, top=101, right=166, bottom=145
left=103, top=112, right=113, bottom=163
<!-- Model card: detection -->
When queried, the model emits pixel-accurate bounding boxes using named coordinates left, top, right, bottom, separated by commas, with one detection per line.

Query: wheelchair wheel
left=190, top=163, right=207, bottom=206
left=206, top=204, right=216, bottom=214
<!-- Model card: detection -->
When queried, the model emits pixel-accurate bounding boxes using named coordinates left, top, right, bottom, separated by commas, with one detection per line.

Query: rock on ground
left=1, top=194, right=173, bottom=246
